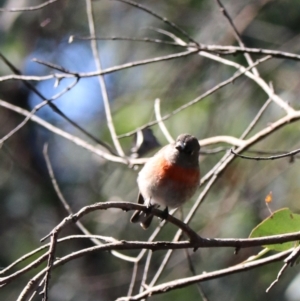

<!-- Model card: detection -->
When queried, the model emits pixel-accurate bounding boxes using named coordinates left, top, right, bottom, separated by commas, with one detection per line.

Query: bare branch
left=70, top=35, right=188, bottom=47
left=215, top=0, right=260, bottom=76
left=30, top=49, right=199, bottom=80
left=2, top=44, right=300, bottom=83
left=154, top=98, right=174, bottom=143
left=86, top=0, right=125, bottom=157
left=109, top=0, right=199, bottom=46
left=34, top=201, right=300, bottom=250
left=41, top=233, right=57, bottom=301
left=200, top=44, right=300, bottom=61
left=3, top=229, right=300, bottom=289
left=0, top=52, right=116, bottom=153
left=199, top=51, right=294, bottom=114
left=240, top=94, right=273, bottom=139
left=0, top=235, right=121, bottom=285
left=0, top=0, right=59, bottom=12
left=42, top=143, right=135, bottom=262
left=117, top=250, right=290, bottom=300
left=140, top=251, right=153, bottom=293
left=184, top=248, right=209, bottom=300
left=127, top=262, right=139, bottom=297
left=118, top=56, right=271, bottom=139
left=0, top=99, right=128, bottom=164
left=266, top=262, right=288, bottom=293
left=231, top=147, right=300, bottom=161
left=284, top=245, right=300, bottom=266
left=40, top=201, right=201, bottom=243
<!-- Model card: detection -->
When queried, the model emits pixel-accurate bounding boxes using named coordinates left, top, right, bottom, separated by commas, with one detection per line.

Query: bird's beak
left=175, top=141, right=185, bottom=151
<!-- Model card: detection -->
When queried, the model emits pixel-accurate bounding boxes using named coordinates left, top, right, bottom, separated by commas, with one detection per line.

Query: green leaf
left=249, top=208, right=300, bottom=251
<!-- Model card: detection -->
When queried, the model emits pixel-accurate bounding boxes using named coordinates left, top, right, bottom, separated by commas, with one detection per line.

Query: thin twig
left=4, top=230, right=300, bottom=289
left=32, top=201, right=300, bottom=250
left=30, top=49, right=199, bottom=80
left=86, top=0, right=125, bottom=157
left=203, top=109, right=300, bottom=186
left=0, top=99, right=128, bottom=164
left=181, top=207, right=209, bottom=301
left=199, top=51, right=294, bottom=114
left=16, top=245, right=291, bottom=301
left=0, top=0, right=59, bottom=12
left=149, top=230, right=185, bottom=287
left=16, top=232, right=296, bottom=301
left=110, top=0, right=199, bottom=46
left=40, top=201, right=201, bottom=243
left=201, top=146, right=300, bottom=157
left=42, top=143, right=136, bottom=262
left=0, top=235, right=117, bottom=277
left=118, top=56, right=271, bottom=139
left=0, top=78, right=79, bottom=143
left=154, top=98, right=174, bottom=143
left=266, top=262, right=288, bottom=293
left=3, top=44, right=300, bottom=83
left=2, top=97, right=300, bottom=170
left=70, top=35, right=188, bottom=47
left=0, top=253, right=48, bottom=287
left=215, top=0, right=260, bottom=77
left=284, top=245, right=300, bottom=266
left=0, top=52, right=115, bottom=153
left=200, top=44, right=300, bottom=61
left=231, top=148, right=300, bottom=161
left=132, top=218, right=172, bottom=292
left=127, top=262, right=139, bottom=297
left=0, top=234, right=124, bottom=286
left=140, top=251, right=153, bottom=293
left=146, top=27, right=190, bottom=46
left=184, top=249, right=209, bottom=301
left=116, top=250, right=291, bottom=301
left=41, top=233, right=58, bottom=301
left=240, top=96, right=273, bottom=139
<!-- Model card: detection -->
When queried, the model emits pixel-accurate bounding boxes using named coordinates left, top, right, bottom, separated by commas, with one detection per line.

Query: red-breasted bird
left=130, top=134, right=200, bottom=229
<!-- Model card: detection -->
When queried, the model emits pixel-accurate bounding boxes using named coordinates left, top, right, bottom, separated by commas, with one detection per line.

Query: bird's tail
left=130, top=193, right=154, bottom=229
left=130, top=210, right=154, bottom=229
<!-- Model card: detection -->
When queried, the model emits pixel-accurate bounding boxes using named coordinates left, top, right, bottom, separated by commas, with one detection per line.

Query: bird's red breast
left=153, top=155, right=200, bottom=187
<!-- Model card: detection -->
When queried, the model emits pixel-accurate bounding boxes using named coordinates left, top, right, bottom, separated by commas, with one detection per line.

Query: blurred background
left=1, top=0, right=300, bottom=300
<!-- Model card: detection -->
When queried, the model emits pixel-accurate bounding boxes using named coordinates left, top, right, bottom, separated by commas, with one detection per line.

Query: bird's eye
left=183, top=147, right=193, bottom=155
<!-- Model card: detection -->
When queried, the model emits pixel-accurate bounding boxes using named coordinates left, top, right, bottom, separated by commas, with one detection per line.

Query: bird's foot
left=161, top=207, right=169, bottom=220
left=145, top=204, right=155, bottom=214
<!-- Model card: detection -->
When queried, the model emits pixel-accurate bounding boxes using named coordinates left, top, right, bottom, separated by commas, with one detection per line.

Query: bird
left=130, top=133, right=200, bottom=229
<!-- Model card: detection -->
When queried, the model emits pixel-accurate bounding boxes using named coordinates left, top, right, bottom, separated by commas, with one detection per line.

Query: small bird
left=130, top=133, right=200, bottom=229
